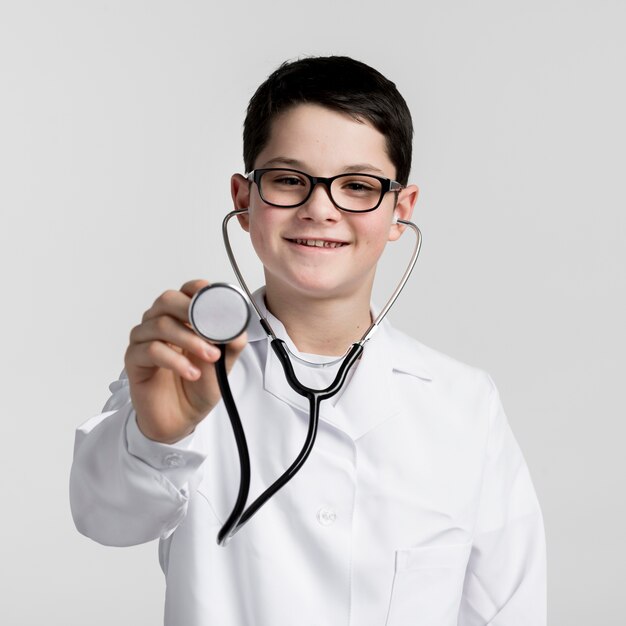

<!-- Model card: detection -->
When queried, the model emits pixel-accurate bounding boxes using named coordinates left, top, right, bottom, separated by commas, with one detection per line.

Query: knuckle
left=164, top=288, right=180, bottom=301
left=157, top=290, right=177, bottom=307
left=146, top=341, right=161, bottom=359
left=129, top=324, right=142, bottom=342
left=154, top=315, right=170, bottom=333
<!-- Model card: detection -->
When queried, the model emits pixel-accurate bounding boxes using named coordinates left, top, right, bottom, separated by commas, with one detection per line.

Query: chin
left=290, top=273, right=369, bottom=301
left=266, top=262, right=374, bottom=300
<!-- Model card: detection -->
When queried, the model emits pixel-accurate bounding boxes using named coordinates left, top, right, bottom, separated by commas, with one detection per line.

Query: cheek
left=247, top=209, right=279, bottom=260
left=248, top=223, right=268, bottom=261
left=358, top=222, right=392, bottom=257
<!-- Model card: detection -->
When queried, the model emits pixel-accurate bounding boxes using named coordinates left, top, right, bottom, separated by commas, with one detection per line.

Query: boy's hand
left=124, top=279, right=248, bottom=444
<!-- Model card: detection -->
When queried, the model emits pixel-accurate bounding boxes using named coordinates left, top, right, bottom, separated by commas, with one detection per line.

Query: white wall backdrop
left=1, top=1, right=624, bottom=624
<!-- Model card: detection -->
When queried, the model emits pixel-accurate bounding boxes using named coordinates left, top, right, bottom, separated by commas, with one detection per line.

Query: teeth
left=294, top=239, right=345, bottom=248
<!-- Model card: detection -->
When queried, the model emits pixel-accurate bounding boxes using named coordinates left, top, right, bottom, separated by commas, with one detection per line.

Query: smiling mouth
left=289, top=238, right=348, bottom=249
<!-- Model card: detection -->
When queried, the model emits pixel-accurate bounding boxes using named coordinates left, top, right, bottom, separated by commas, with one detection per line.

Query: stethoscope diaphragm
left=189, top=283, right=250, bottom=343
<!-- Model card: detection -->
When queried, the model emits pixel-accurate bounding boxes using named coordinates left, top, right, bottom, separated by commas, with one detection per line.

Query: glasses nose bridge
left=307, top=174, right=337, bottom=206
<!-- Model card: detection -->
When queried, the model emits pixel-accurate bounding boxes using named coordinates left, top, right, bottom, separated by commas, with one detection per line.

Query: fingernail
left=188, top=366, right=201, bottom=378
left=205, top=345, right=220, bottom=359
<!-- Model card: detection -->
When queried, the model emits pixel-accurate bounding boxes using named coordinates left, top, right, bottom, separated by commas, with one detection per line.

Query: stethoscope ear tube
left=221, top=210, right=422, bottom=355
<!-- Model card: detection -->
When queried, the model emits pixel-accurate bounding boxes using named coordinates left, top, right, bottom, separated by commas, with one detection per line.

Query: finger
left=127, top=340, right=203, bottom=381
left=223, top=331, right=249, bottom=372
left=130, top=316, right=222, bottom=362
left=180, top=279, right=210, bottom=298
left=226, top=330, right=248, bottom=355
left=141, top=289, right=194, bottom=324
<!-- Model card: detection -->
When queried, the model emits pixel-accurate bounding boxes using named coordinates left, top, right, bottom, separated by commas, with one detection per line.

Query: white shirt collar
left=243, top=286, right=434, bottom=382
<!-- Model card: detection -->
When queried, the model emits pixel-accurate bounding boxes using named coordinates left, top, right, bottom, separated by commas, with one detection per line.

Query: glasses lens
left=259, top=170, right=311, bottom=207
left=330, top=174, right=383, bottom=211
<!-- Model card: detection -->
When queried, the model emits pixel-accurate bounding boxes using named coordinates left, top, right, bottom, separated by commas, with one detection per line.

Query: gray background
left=1, top=1, right=624, bottom=624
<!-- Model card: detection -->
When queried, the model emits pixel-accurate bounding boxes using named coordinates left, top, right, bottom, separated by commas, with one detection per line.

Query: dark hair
left=243, top=56, right=413, bottom=186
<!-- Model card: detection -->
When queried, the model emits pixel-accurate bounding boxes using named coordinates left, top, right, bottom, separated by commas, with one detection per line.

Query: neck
left=264, top=281, right=373, bottom=356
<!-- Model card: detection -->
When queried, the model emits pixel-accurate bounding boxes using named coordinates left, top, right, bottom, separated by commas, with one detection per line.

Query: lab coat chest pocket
left=386, top=542, right=471, bottom=626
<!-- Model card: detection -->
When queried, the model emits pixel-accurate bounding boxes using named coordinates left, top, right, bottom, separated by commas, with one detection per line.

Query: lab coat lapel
left=333, top=323, right=402, bottom=440
left=263, top=345, right=312, bottom=416
left=242, top=293, right=312, bottom=414
left=261, top=322, right=409, bottom=441
left=249, top=296, right=334, bottom=420
left=264, top=348, right=376, bottom=439
left=261, top=340, right=355, bottom=432
left=247, top=289, right=433, bottom=440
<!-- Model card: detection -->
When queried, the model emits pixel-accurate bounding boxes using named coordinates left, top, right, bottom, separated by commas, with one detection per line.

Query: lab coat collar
left=244, top=288, right=433, bottom=440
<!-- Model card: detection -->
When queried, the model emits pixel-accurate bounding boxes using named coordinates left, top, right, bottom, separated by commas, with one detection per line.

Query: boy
left=70, top=56, right=546, bottom=625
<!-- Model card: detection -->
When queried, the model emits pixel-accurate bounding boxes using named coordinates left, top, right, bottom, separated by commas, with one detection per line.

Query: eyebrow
left=259, top=157, right=387, bottom=175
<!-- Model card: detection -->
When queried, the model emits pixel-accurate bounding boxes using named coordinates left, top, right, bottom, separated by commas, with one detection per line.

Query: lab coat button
left=163, top=453, right=184, bottom=468
left=316, top=508, right=337, bottom=526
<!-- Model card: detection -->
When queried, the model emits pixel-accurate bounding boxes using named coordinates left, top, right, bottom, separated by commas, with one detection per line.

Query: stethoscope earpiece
left=189, top=283, right=250, bottom=344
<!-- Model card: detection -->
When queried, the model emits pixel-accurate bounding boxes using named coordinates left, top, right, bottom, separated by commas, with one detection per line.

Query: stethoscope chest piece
left=189, top=283, right=250, bottom=343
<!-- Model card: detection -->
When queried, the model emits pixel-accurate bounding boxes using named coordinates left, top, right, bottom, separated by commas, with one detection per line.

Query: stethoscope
left=188, top=208, right=422, bottom=545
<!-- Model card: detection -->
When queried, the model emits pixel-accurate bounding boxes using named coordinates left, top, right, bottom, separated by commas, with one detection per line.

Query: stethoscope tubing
left=215, top=209, right=422, bottom=545
left=214, top=344, right=251, bottom=545
left=217, top=340, right=364, bottom=545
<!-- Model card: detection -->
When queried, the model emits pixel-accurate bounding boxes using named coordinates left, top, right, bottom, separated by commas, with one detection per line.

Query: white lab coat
left=70, top=291, right=546, bottom=626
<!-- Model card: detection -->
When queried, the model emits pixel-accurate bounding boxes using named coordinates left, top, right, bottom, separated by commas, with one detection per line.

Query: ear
left=231, top=173, right=251, bottom=232
left=388, top=184, right=419, bottom=242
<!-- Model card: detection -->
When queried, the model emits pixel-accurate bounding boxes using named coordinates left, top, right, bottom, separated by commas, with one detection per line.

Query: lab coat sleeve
left=69, top=370, right=208, bottom=547
left=458, top=375, right=547, bottom=626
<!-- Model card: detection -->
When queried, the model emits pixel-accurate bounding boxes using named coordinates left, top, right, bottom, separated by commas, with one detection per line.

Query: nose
left=296, top=182, right=341, bottom=222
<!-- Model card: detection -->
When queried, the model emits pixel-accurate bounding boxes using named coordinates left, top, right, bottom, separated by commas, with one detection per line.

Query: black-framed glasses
left=247, top=168, right=403, bottom=213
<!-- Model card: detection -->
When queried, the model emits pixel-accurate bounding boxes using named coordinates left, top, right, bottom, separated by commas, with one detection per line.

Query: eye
left=344, top=181, right=373, bottom=192
left=265, top=171, right=308, bottom=187
left=275, top=176, right=305, bottom=186
left=338, top=176, right=380, bottom=195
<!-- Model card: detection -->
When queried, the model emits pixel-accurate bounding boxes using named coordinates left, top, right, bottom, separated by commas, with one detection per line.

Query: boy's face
left=231, top=104, right=418, bottom=303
